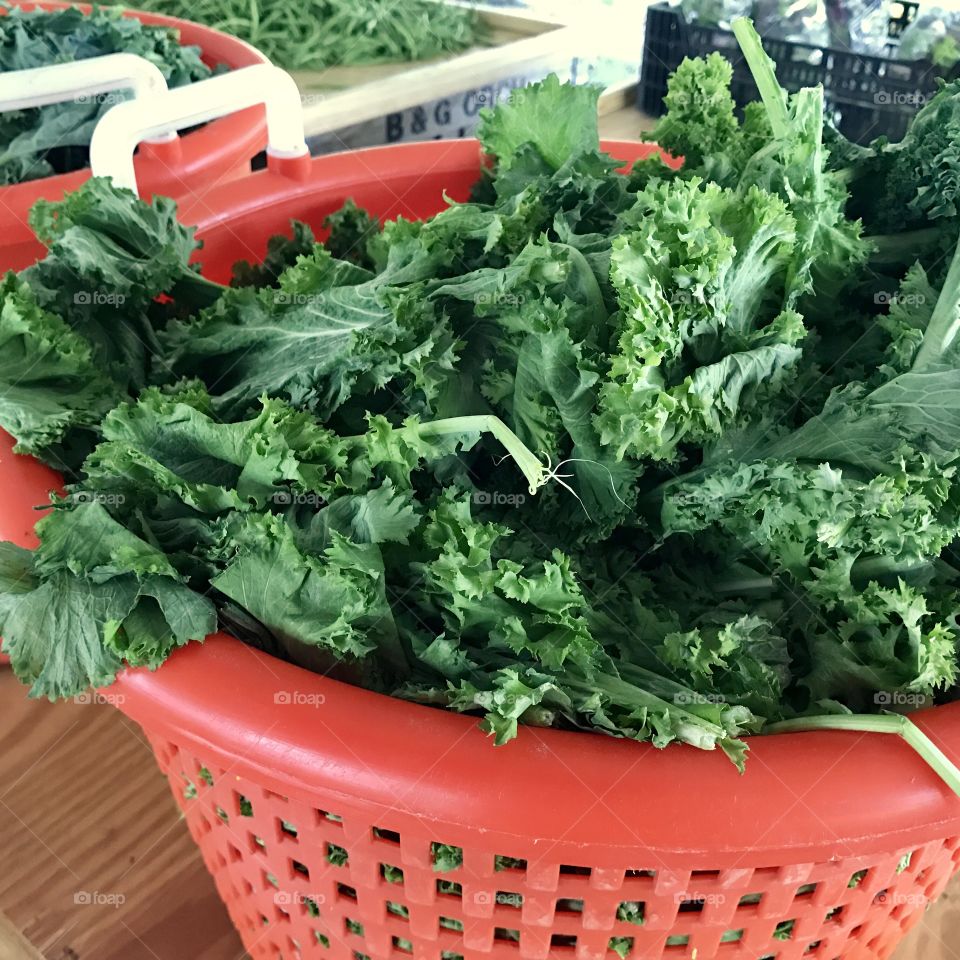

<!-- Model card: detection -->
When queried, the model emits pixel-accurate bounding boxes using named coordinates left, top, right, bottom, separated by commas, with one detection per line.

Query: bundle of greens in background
left=3, top=19, right=960, bottom=769
left=118, top=0, right=481, bottom=72
left=0, top=4, right=212, bottom=185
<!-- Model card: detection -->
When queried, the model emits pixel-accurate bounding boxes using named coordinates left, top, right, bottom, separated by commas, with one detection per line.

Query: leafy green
left=5, top=36, right=960, bottom=775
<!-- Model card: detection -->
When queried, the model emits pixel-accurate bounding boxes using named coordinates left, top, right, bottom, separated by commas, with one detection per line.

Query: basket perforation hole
left=392, top=936, right=414, bottom=953
left=264, top=870, right=279, bottom=890
left=278, top=818, right=299, bottom=841
left=437, top=879, right=462, bottom=898
left=228, top=844, right=243, bottom=863
left=559, top=864, right=591, bottom=877
left=494, top=855, right=528, bottom=874
left=381, top=862, right=404, bottom=883
left=774, top=920, right=796, bottom=941
left=495, top=927, right=521, bottom=943
left=722, top=929, right=744, bottom=943
left=609, top=935, right=634, bottom=957
left=795, top=883, right=818, bottom=900
left=439, top=916, right=464, bottom=932
left=386, top=900, right=409, bottom=919
left=690, top=869, right=721, bottom=879
left=550, top=933, right=577, bottom=948
left=665, top=933, right=689, bottom=946
left=326, top=842, right=349, bottom=867
left=440, top=954, right=465, bottom=960
left=317, top=808, right=343, bottom=826
left=848, top=870, right=868, bottom=889
left=432, top=842, right=464, bottom=872
left=617, top=901, right=645, bottom=925
left=215, top=805, right=230, bottom=824
left=305, top=897, right=321, bottom=919
left=353, top=952, right=371, bottom=960
left=625, top=869, right=655, bottom=879
left=197, top=765, right=215, bottom=787
left=242, top=879, right=255, bottom=896
left=215, top=852, right=227, bottom=870
left=249, top=833, right=267, bottom=854
left=677, top=898, right=705, bottom=914
left=345, top=917, right=364, bottom=936
left=314, top=931, right=330, bottom=948
left=497, top=891, right=524, bottom=909
left=275, top=905, right=290, bottom=923
left=292, top=859, right=310, bottom=879
left=555, top=897, right=581, bottom=914
left=338, top=883, right=358, bottom=902
left=236, top=793, right=254, bottom=817
left=372, top=826, right=400, bottom=844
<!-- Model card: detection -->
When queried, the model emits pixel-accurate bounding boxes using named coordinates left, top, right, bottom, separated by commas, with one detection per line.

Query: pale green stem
left=767, top=713, right=960, bottom=798
left=732, top=18, right=790, bottom=140
left=414, top=415, right=546, bottom=493
left=912, top=232, right=960, bottom=370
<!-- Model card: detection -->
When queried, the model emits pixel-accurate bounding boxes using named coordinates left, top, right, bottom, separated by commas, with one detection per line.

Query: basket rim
left=6, top=137, right=960, bottom=863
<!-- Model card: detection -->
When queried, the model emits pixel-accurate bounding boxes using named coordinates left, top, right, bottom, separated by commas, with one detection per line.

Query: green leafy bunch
left=3, top=24, right=960, bottom=770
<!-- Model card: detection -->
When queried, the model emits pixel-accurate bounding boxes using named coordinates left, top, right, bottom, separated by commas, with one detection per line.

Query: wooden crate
left=297, top=8, right=584, bottom=152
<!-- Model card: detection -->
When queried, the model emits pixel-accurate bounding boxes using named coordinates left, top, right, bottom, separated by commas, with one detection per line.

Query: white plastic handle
left=0, top=53, right=167, bottom=112
left=90, top=64, right=308, bottom=193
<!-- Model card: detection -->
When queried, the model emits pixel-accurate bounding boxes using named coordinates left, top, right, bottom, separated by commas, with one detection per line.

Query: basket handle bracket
left=90, top=64, right=308, bottom=193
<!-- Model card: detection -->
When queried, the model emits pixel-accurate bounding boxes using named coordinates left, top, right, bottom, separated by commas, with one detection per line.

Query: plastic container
left=0, top=0, right=270, bottom=272
left=638, top=1, right=944, bottom=145
left=4, top=88, right=960, bottom=958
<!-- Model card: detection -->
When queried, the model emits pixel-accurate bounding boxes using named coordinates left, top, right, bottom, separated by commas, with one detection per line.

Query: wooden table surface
left=0, top=661, right=957, bottom=960
left=1, top=103, right=958, bottom=960
left=0, top=668, right=245, bottom=960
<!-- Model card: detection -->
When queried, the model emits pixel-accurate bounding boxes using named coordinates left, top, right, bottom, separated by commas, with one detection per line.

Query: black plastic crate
left=638, top=2, right=945, bottom=144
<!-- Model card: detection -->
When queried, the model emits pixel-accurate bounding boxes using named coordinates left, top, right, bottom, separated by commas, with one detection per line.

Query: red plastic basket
left=4, top=141, right=960, bottom=960
left=0, top=0, right=269, bottom=273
